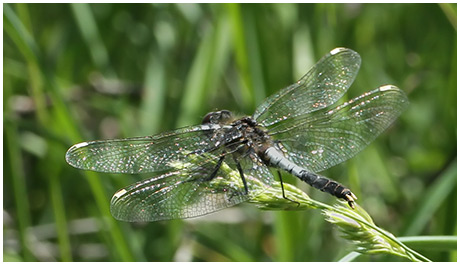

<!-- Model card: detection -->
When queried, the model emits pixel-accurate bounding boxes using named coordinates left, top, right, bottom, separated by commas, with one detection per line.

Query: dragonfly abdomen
left=264, top=146, right=357, bottom=207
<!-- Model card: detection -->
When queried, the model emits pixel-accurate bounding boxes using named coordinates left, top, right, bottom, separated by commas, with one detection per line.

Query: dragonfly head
left=202, top=110, right=234, bottom=125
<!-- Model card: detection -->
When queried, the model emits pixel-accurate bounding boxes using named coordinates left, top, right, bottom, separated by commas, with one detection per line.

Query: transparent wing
left=267, top=86, right=409, bottom=173
left=253, top=48, right=361, bottom=127
left=110, top=153, right=274, bottom=221
left=65, top=124, right=230, bottom=174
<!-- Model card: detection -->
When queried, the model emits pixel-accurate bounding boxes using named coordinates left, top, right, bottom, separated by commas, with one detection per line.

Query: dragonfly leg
left=235, top=161, right=249, bottom=195
left=224, top=158, right=250, bottom=200
left=277, top=171, right=300, bottom=207
left=201, top=155, right=226, bottom=182
left=299, top=171, right=357, bottom=208
left=182, top=155, right=227, bottom=185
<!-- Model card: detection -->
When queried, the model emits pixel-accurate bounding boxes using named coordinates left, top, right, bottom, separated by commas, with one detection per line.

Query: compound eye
left=201, top=110, right=233, bottom=124
left=219, top=110, right=233, bottom=121
left=202, top=112, right=217, bottom=124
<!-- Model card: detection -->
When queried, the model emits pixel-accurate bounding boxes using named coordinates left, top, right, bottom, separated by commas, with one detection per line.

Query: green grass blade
left=4, top=4, right=135, bottom=261
left=47, top=145, right=73, bottom=261
left=399, top=235, right=457, bottom=251
left=438, top=3, right=457, bottom=30
left=70, top=3, right=113, bottom=75
left=139, top=50, right=167, bottom=135
left=4, top=120, right=34, bottom=261
left=176, top=6, right=231, bottom=127
left=226, top=3, right=254, bottom=110
left=401, top=159, right=457, bottom=236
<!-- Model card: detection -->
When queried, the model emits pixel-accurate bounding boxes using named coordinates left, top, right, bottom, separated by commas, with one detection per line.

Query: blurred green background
left=3, top=3, right=456, bottom=262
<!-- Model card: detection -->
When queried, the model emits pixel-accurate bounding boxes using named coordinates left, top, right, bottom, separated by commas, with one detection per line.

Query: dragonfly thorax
left=202, top=110, right=273, bottom=158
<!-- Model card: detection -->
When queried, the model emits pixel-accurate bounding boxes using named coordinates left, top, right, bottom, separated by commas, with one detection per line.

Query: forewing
left=254, top=48, right=361, bottom=127
left=65, top=124, right=226, bottom=174
left=268, top=86, right=408, bottom=173
left=110, top=153, right=274, bottom=221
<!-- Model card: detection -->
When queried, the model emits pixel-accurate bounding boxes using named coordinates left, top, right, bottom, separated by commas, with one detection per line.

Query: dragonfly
left=66, top=48, right=408, bottom=222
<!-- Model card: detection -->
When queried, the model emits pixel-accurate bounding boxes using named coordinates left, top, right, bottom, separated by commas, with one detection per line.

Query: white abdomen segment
left=264, top=146, right=305, bottom=177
